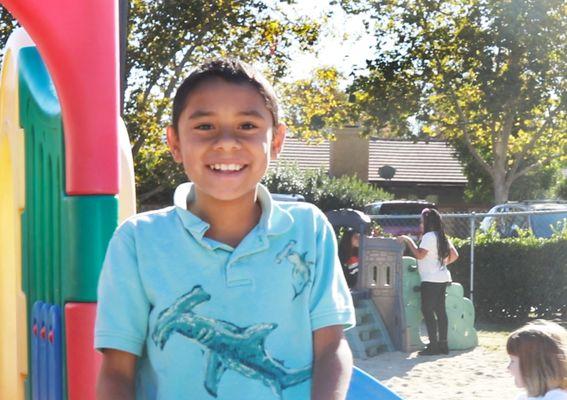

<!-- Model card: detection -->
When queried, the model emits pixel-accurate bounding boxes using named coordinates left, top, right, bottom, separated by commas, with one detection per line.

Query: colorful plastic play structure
left=326, top=209, right=478, bottom=358
left=0, top=1, right=134, bottom=399
left=0, top=1, right=401, bottom=399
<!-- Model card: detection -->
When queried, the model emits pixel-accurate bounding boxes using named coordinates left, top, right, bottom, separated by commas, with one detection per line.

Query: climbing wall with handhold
left=446, top=283, right=478, bottom=350
left=401, top=256, right=424, bottom=351
left=402, top=257, right=478, bottom=351
left=31, top=302, right=63, bottom=400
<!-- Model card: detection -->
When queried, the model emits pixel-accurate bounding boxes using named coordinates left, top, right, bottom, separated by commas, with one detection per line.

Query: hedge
left=451, top=232, right=567, bottom=322
left=262, top=163, right=392, bottom=211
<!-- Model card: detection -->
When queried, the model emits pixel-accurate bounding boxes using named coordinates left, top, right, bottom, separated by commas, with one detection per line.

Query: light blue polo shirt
left=95, top=183, right=355, bottom=400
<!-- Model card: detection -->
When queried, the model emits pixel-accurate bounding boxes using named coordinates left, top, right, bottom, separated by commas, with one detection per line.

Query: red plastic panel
left=65, top=303, right=102, bottom=400
left=2, top=0, right=119, bottom=195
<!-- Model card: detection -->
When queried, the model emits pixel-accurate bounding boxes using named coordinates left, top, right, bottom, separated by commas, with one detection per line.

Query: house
left=272, top=127, right=469, bottom=209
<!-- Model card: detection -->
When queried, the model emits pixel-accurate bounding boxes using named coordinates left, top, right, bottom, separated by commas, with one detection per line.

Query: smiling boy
left=95, top=59, right=355, bottom=400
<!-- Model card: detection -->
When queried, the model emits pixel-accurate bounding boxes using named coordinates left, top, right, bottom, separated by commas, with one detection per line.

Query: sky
left=274, top=1, right=376, bottom=84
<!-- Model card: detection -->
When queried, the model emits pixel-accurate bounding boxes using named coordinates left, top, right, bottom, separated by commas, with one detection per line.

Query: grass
left=475, top=321, right=523, bottom=351
left=475, top=318, right=566, bottom=351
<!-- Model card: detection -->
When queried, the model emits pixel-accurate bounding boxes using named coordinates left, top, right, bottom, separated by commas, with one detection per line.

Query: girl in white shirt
left=507, top=320, right=567, bottom=400
left=397, top=208, right=458, bottom=355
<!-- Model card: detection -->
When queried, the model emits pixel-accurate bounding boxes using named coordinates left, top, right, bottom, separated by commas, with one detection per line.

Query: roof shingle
left=271, top=137, right=467, bottom=184
left=272, top=137, right=330, bottom=170
left=368, top=140, right=467, bottom=184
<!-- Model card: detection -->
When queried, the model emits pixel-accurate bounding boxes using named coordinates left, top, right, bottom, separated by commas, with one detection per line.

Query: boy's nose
left=213, top=129, right=241, bottom=150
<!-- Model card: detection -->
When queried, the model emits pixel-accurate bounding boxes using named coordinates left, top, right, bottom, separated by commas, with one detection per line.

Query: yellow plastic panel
left=118, top=118, right=136, bottom=222
left=0, top=28, right=33, bottom=400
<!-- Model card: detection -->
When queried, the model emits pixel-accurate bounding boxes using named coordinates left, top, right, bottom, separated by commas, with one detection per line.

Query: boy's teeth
left=210, top=164, right=243, bottom=171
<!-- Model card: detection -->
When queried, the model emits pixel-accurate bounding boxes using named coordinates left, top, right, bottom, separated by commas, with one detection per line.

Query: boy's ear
left=166, top=125, right=182, bottom=163
left=270, top=123, right=286, bottom=160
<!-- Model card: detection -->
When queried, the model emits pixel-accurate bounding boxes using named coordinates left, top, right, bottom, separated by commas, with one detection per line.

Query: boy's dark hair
left=171, top=58, right=279, bottom=130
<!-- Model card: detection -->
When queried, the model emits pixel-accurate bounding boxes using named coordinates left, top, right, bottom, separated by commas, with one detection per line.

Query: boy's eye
left=240, top=122, right=257, bottom=130
left=195, top=123, right=214, bottom=131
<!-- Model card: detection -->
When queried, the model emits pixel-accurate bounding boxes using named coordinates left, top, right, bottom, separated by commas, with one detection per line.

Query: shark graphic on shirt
left=276, top=240, right=314, bottom=300
left=151, top=285, right=311, bottom=398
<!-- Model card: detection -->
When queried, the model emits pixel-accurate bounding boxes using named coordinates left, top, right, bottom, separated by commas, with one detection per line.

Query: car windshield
left=378, top=204, right=433, bottom=215
left=530, top=212, right=567, bottom=238
left=370, top=204, right=435, bottom=237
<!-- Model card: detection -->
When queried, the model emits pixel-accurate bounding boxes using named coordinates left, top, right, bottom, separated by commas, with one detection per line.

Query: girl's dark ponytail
left=421, top=208, right=450, bottom=263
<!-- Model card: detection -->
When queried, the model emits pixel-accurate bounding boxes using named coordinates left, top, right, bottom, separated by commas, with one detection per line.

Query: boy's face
left=167, top=78, right=285, bottom=204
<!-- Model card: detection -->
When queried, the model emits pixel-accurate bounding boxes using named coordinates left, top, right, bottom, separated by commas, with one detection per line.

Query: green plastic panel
left=61, top=196, right=118, bottom=301
left=19, top=47, right=118, bottom=304
left=20, top=46, right=64, bottom=307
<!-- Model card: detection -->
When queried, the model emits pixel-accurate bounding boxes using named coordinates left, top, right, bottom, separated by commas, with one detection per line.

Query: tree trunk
left=493, top=172, right=510, bottom=204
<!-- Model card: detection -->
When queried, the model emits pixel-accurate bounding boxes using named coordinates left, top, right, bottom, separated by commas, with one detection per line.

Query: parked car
left=479, top=200, right=567, bottom=238
left=363, top=200, right=437, bottom=238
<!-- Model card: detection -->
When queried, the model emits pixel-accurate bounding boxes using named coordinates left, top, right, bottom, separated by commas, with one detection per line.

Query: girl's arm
left=444, top=242, right=459, bottom=265
left=96, top=349, right=137, bottom=400
left=311, top=325, right=353, bottom=400
left=396, top=235, right=428, bottom=259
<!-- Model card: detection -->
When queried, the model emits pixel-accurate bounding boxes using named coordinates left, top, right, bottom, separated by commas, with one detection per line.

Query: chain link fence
left=368, top=209, right=567, bottom=305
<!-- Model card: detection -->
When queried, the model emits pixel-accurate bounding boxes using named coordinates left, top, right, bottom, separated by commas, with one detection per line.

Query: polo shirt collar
left=256, top=183, right=294, bottom=236
left=173, top=183, right=209, bottom=241
left=173, top=182, right=294, bottom=242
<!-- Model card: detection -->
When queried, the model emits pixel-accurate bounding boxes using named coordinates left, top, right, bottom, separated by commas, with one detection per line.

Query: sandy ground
left=355, top=327, right=520, bottom=400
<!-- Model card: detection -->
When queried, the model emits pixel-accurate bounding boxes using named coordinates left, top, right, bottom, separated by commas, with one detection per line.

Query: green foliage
left=451, top=230, right=567, bottom=322
left=0, top=7, right=17, bottom=46
left=124, top=0, right=323, bottom=204
left=262, top=163, right=393, bottom=211
left=555, top=176, right=567, bottom=200
left=277, top=67, right=360, bottom=139
left=0, top=2, right=324, bottom=207
left=509, top=166, right=561, bottom=201
left=462, top=160, right=562, bottom=203
left=344, top=0, right=567, bottom=203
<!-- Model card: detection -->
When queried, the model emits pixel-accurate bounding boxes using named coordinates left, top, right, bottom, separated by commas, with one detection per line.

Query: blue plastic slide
left=347, top=366, right=403, bottom=400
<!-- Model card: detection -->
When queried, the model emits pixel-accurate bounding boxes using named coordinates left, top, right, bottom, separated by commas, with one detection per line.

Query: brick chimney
left=330, top=127, right=369, bottom=181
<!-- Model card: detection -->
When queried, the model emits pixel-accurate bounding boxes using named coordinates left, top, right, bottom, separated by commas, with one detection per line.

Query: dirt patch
left=355, top=323, right=523, bottom=399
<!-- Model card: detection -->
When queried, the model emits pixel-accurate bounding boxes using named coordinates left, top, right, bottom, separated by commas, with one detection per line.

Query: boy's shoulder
left=115, top=206, right=178, bottom=235
left=271, top=199, right=330, bottom=228
left=273, top=198, right=322, bottom=216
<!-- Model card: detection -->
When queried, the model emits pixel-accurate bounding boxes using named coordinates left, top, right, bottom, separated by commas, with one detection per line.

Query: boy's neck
left=188, top=190, right=262, bottom=248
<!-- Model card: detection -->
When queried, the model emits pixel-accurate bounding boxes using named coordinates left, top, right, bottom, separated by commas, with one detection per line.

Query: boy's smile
left=167, top=78, right=285, bottom=208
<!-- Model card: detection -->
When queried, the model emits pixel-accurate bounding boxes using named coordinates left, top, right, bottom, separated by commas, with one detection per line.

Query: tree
left=344, top=0, right=566, bottom=203
left=125, top=0, right=322, bottom=204
left=0, top=2, right=322, bottom=206
left=0, top=7, right=17, bottom=45
left=277, top=67, right=358, bottom=139
left=555, top=175, right=567, bottom=200
left=454, top=139, right=562, bottom=202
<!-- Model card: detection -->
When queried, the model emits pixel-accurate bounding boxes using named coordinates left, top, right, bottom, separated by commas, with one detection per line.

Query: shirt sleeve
left=309, top=212, right=356, bottom=332
left=94, top=223, right=150, bottom=356
left=419, top=232, right=437, bottom=252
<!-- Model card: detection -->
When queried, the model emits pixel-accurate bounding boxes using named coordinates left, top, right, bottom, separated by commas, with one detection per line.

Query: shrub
left=555, top=176, right=567, bottom=200
left=262, top=163, right=392, bottom=211
left=451, top=230, right=567, bottom=322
